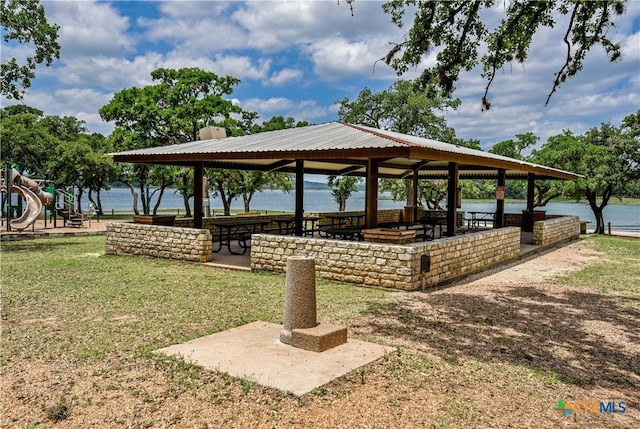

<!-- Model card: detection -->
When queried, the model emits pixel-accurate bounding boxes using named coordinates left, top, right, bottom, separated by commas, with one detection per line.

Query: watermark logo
left=555, top=400, right=627, bottom=417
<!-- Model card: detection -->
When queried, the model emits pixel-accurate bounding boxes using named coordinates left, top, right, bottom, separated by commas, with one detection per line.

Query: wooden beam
left=294, top=160, right=304, bottom=236
left=495, top=169, right=505, bottom=228
left=527, top=173, right=535, bottom=212
left=365, top=159, right=380, bottom=229
left=194, top=163, right=203, bottom=229
left=268, top=159, right=294, bottom=172
left=446, top=162, right=458, bottom=237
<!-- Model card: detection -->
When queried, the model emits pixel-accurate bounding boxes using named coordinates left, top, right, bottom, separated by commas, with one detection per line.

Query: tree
left=533, top=110, right=640, bottom=234
left=381, top=0, right=627, bottom=109
left=489, top=132, right=562, bottom=206
left=327, top=175, right=361, bottom=211
left=0, top=105, right=50, bottom=172
left=1, top=106, right=116, bottom=214
left=215, top=115, right=303, bottom=215
left=1, top=0, right=60, bottom=100
left=338, top=80, right=460, bottom=140
left=337, top=79, right=476, bottom=209
left=100, top=67, right=244, bottom=215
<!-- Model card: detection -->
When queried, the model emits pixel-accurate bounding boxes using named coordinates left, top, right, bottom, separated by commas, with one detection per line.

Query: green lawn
left=1, top=234, right=638, bottom=428
left=1, top=236, right=393, bottom=364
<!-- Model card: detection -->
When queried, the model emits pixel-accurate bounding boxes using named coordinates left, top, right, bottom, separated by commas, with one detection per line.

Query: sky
left=3, top=0, right=640, bottom=151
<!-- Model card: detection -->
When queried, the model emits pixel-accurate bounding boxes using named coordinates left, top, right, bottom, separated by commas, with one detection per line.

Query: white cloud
left=138, top=14, right=247, bottom=55
left=44, top=1, right=134, bottom=58
left=268, top=68, right=304, bottom=87
left=232, top=1, right=391, bottom=51
left=306, top=37, right=395, bottom=81
left=210, top=55, right=271, bottom=81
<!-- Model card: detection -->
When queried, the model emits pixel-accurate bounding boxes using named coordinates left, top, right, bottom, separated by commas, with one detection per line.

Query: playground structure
left=1, top=168, right=54, bottom=232
left=54, top=187, right=87, bottom=228
left=1, top=168, right=92, bottom=233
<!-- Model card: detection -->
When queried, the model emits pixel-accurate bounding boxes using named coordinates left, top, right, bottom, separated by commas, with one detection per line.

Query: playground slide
left=1, top=168, right=54, bottom=232
left=9, top=185, right=43, bottom=232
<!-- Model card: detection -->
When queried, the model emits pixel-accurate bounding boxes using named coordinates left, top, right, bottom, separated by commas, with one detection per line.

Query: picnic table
left=270, top=217, right=296, bottom=235
left=321, top=225, right=365, bottom=241
left=319, top=213, right=365, bottom=240
left=415, top=217, right=446, bottom=241
left=467, top=211, right=495, bottom=229
left=302, top=216, right=320, bottom=236
left=211, top=219, right=270, bottom=255
left=325, top=213, right=365, bottom=228
left=267, top=216, right=321, bottom=236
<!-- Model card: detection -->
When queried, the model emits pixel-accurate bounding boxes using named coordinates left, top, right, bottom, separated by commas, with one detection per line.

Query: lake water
left=84, top=187, right=639, bottom=233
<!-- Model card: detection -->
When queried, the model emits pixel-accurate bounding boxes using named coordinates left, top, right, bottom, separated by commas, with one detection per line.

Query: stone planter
left=133, top=215, right=176, bottom=226
left=362, top=228, right=416, bottom=244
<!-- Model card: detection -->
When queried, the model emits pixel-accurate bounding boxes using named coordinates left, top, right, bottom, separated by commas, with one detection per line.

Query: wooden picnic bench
left=320, top=225, right=364, bottom=241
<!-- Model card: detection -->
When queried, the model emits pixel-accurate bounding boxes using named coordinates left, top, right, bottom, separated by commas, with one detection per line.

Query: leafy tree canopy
left=532, top=109, right=640, bottom=233
left=1, top=0, right=60, bottom=100
left=337, top=79, right=478, bottom=209
left=99, top=67, right=249, bottom=215
left=381, top=0, right=627, bottom=109
left=327, top=175, right=361, bottom=212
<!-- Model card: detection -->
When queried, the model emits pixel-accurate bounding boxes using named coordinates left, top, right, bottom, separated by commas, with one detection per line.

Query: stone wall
left=251, top=227, right=521, bottom=290
left=106, top=222, right=212, bottom=262
left=533, top=215, right=579, bottom=246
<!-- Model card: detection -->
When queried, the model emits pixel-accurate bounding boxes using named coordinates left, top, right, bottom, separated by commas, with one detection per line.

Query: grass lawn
left=1, top=235, right=638, bottom=428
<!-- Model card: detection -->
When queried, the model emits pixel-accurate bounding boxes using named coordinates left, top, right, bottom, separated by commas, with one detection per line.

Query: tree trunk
left=216, top=181, right=234, bottom=216
left=180, top=170, right=192, bottom=217
left=76, top=188, right=84, bottom=213
left=339, top=190, right=346, bottom=211
left=87, top=189, right=97, bottom=213
left=152, top=186, right=166, bottom=215
left=124, top=182, right=139, bottom=215
left=139, top=183, right=148, bottom=215
left=242, top=191, right=255, bottom=212
left=182, top=194, right=192, bottom=217
left=96, top=190, right=104, bottom=216
left=586, top=184, right=612, bottom=234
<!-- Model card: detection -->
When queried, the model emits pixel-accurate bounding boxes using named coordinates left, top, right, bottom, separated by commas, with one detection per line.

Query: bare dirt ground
left=2, top=238, right=639, bottom=428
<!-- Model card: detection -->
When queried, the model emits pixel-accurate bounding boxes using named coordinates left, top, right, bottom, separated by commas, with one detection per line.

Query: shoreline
left=1, top=218, right=638, bottom=240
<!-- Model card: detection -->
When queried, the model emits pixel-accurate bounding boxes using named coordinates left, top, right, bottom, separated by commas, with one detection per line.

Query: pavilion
left=110, top=121, right=580, bottom=235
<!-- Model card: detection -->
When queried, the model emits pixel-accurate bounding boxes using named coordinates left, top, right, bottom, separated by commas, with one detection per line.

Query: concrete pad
left=156, top=321, right=389, bottom=396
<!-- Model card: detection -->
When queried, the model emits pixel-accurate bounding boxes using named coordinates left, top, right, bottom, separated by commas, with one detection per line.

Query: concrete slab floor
left=155, top=321, right=390, bottom=396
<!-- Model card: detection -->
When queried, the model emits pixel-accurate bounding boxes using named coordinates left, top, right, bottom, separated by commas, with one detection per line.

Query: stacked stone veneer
left=251, top=227, right=521, bottom=290
left=533, top=215, right=579, bottom=246
left=106, top=222, right=212, bottom=262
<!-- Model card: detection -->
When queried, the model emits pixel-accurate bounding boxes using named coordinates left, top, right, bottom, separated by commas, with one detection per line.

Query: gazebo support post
left=194, top=162, right=203, bottom=229
left=495, top=169, right=505, bottom=228
left=527, top=173, right=535, bottom=213
left=411, top=168, right=419, bottom=222
left=365, top=159, right=380, bottom=229
left=294, top=160, right=304, bottom=236
left=446, top=162, right=458, bottom=237
left=522, top=173, right=537, bottom=232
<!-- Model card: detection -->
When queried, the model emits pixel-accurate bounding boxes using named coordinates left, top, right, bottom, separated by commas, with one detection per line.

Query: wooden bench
left=320, top=226, right=364, bottom=241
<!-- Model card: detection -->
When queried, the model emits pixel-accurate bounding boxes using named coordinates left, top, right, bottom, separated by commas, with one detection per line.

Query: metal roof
left=110, top=121, right=579, bottom=181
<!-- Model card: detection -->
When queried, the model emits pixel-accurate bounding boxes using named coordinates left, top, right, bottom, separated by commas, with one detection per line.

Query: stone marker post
left=280, top=255, right=317, bottom=344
